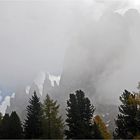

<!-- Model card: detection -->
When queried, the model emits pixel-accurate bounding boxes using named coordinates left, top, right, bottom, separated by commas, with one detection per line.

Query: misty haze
left=0, top=0, right=140, bottom=139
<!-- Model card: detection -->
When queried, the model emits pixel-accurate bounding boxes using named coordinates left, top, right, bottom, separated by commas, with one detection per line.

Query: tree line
left=0, top=88, right=140, bottom=139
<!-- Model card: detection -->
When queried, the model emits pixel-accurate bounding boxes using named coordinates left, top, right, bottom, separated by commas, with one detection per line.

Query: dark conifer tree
left=65, top=90, right=95, bottom=139
left=0, top=113, right=2, bottom=124
left=9, top=111, right=23, bottom=139
left=0, top=113, right=3, bottom=139
left=114, top=90, right=138, bottom=139
left=1, top=113, right=10, bottom=138
left=42, top=94, right=64, bottom=139
left=24, top=91, right=43, bottom=139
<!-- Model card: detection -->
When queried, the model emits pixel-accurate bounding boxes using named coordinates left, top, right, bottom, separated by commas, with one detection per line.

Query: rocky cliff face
left=6, top=73, right=56, bottom=121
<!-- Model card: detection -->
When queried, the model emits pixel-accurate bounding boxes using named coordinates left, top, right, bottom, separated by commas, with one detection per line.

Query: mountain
left=4, top=9, right=140, bottom=131
left=6, top=72, right=59, bottom=121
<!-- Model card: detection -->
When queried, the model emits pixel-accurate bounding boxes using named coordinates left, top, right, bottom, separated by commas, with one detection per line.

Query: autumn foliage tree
left=42, top=94, right=64, bottom=139
left=94, top=115, right=112, bottom=139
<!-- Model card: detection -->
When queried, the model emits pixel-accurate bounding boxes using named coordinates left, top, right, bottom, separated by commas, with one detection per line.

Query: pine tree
left=1, top=114, right=10, bottom=138
left=0, top=113, right=2, bottom=124
left=129, top=91, right=140, bottom=138
left=42, top=94, right=64, bottom=139
left=9, top=111, right=23, bottom=138
left=114, top=90, right=138, bottom=139
left=0, top=113, right=3, bottom=139
left=65, top=90, right=95, bottom=139
left=24, top=91, right=43, bottom=139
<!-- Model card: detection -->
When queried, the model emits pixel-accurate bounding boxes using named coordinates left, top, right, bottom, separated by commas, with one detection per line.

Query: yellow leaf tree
left=94, top=115, right=112, bottom=139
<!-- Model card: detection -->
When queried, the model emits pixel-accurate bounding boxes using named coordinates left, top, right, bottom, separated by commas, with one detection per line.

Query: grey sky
left=0, top=0, right=105, bottom=90
left=0, top=0, right=70, bottom=89
left=0, top=0, right=140, bottom=95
